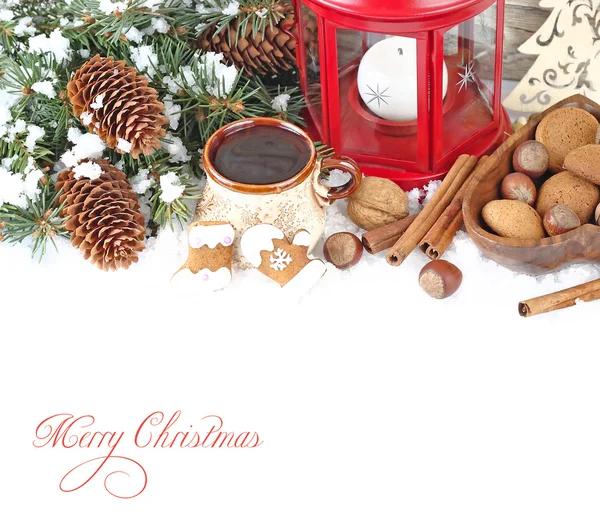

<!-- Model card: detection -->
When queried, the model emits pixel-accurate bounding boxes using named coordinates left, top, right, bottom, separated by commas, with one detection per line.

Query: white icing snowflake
left=270, top=248, right=292, bottom=271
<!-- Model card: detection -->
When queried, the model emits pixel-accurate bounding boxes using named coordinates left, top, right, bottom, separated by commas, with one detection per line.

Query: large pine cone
left=197, top=8, right=297, bottom=76
left=56, top=159, right=146, bottom=271
left=67, top=55, right=168, bottom=158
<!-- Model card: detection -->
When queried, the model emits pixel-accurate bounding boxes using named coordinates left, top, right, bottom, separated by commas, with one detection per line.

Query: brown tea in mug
left=213, top=126, right=312, bottom=185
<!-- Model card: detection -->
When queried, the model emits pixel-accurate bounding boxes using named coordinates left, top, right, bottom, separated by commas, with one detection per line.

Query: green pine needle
left=0, top=183, right=69, bottom=262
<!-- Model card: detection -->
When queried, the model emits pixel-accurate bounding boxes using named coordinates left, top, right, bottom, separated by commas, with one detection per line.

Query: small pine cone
left=197, top=10, right=297, bottom=76
left=56, top=159, right=146, bottom=271
left=67, top=55, right=168, bottom=158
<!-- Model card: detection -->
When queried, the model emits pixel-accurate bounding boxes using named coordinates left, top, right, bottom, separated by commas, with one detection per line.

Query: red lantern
left=292, top=0, right=511, bottom=189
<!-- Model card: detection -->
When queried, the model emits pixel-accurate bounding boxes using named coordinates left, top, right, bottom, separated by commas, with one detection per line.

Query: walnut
left=347, top=177, right=408, bottom=231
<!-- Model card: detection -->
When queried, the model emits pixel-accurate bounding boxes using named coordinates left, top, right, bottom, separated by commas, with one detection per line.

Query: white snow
left=0, top=9, right=14, bottom=21
left=117, top=137, right=132, bottom=153
left=28, top=29, right=71, bottom=63
left=24, top=124, right=44, bottom=151
left=22, top=168, right=44, bottom=200
left=73, top=160, right=104, bottom=180
left=256, top=7, right=268, bottom=19
left=67, top=126, right=82, bottom=144
left=131, top=168, right=154, bottom=194
left=162, top=133, right=191, bottom=163
left=124, top=26, right=144, bottom=44
left=423, top=180, right=442, bottom=205
left=130, top=45, right=159, bottom=78
left=4, top=82, right=600, bottom=523
left=60, top=133, right=106, bottom=167
left=321, top=168, right=350, bottom=188
left=14, top=16, right=35, bottom=36
left=30, top=80, right=56, bottom=99
left=143, top=0, right=162, bottom=10
left=149, top=17, right=169, bottom=34
left=159, top=171, right=184, bottom=203
left=221, top=1, right=240, bottom=16
left=271, top=93, right=290, bottom=112
left=80, top=112, right=93, bottom=126
left=90, top=93, right=104, bottom=110
left=78, top=49, right=90, bottom=59
left=407, top=186, right=424, bottom=215
left=98, top=0, right=128, bottom=15
left=0, top=166, right=26, bottom=206
left=200, top=52, right=237, bottom=97
left=163, top=95, right=181, bottom=130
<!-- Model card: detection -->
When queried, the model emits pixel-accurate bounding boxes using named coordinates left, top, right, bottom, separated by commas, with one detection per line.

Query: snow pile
left=98, top=0, right=128, bottom=15
left=60, top=132, right=106, bottom=168
left=28, top=29, right=71, bottom=63
left=31, top=80, right=56, bottom=99
left=14, top=17, right=36, bottom=37
left=162, top=52, right=237, bottom=98
left=163, top=95, right=181, bottom=130
left=162, top=133, right=191, bottom=163
left=159, top=172, right=184, bottom=203
left=0, top=157, right=45, bottom=207
left=271, top=93, right=290, bottom=112
left=200, top=52, right=238, bottom=97
left=73, top=160, right=104, bottom=180
left=24, top=124, right=44, bottom=151
left=130, top=45, right=159, bottom=78
left=90, top=94, right=104, bottom=110
left=131, top=168, right=154, bottom=194
left=117, top=137, right=132, bottom=153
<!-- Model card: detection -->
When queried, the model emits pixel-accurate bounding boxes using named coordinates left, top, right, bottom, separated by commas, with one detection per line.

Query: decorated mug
left=197, top=117, right=362, bottom=268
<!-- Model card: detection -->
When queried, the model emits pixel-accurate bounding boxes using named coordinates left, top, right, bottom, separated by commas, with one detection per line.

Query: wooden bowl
left=463, top=94, right=600, bottom=275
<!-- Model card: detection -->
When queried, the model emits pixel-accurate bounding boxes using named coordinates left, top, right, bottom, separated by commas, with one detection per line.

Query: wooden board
left=504, top=0, right=551, bottom=80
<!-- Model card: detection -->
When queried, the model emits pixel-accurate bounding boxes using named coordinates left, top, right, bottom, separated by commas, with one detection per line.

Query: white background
left=2, top=85, right=600, bottom=522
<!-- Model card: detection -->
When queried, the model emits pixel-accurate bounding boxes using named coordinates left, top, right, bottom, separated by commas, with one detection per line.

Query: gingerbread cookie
left=240, top=224, right=326, bottom=293
left=564, top=144, right=600, bottom=185
left=535, top=107, right=598, bottom=173
left=171, top=221, right=234, bottom=291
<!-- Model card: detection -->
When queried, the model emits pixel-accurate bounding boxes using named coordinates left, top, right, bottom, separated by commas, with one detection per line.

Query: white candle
left=357, top=36, right=449, bottom=122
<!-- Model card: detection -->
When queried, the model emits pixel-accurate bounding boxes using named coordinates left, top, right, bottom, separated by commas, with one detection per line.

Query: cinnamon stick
left=362, top=213, right=419, bottom=254
left=519, top=278, right=600, bottom=318
left=419, top=155, right=490, bottom=260
left=386, top=154, right=479, bottom=266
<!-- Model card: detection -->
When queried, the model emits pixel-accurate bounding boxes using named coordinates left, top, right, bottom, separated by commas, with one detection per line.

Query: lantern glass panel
left=301, top=4, right=324, bottom=136
left=440, top=2, right=497, bottom=158
left=336, top=30, right=422, bottom=164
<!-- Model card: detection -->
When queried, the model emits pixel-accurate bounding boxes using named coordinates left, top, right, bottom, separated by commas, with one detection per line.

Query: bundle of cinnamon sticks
left=362, top=154, right=490, bottom=263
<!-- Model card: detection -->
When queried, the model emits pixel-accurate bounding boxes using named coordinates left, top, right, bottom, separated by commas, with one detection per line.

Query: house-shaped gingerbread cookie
left=171, top=221, right=235, bottom=291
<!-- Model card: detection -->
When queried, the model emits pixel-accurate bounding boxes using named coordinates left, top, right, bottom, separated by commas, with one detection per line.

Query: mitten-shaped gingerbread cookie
left=171, top=221, right=234, bottom=291
left=240, top=224, right=326, bottom=294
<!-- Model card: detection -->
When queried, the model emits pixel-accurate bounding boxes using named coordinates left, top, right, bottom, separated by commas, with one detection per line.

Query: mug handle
left=317, top=155, right=362, bottom=202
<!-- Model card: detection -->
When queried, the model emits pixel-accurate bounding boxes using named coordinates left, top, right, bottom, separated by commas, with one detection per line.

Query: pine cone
left=197, top=8, right=297, bottom=76
left=67, top=55, right=168, bottom=158
left=56, top=159, right=146, bottom=271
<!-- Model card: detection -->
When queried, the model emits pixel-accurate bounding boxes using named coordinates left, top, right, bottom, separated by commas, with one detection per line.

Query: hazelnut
left=501, top=172, right=537, bottom=205
left=543, top=204, right=581, bottom=236
left=418, top=260, right=463, bottom=299
left=596, top=202, right=600, bottom=225
left=513, top=140, right=549, bottom=179
left=323, top=232, right=363, bottom=269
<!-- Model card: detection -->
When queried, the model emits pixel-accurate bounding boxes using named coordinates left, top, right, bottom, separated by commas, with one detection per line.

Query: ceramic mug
left=197, top=117, right=362, bottom=267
